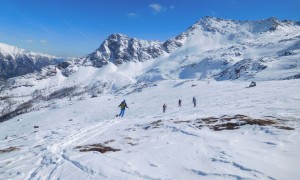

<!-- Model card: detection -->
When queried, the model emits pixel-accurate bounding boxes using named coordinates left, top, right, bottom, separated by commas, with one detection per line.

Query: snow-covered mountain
left=139, top=17, right=300, bottom=81
left=82, top=33, right=165, bottom=67
left=80, top=17, right=300, bottom=82
left=0, top=16, right=299, bottom=118
left=2, top=17, right=300, bottom=82
left=0, top=43, right=64, bottom=79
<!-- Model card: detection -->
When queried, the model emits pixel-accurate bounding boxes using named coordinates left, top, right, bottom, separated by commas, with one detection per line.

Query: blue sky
left=0, top=0, right=299, bottom=57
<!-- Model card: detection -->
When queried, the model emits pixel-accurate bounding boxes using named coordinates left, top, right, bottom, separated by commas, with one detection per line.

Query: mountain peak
left=182, top=16, right=291, bottom=36
left=107, top=33, right=130, bottom=40
left=82, top=33, right=164, bottom=67
left=201, top=16, right=224, bottom=22
left=0, top=42, right=26, bottom=58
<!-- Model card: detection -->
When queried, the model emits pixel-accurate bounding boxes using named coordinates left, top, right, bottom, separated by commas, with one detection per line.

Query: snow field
left=0, top=79, right=299, bottom=179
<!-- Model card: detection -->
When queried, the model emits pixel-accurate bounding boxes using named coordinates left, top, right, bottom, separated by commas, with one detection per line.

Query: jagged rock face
left=162, top=34, right=185, bottom=53
left=0, top=43, right=59, bottom=79
left=215, top=59, right=267, bottom=80
left=0, top=53, right=34, bottom=79
left=83, top=34, right=165, bottom=67
left=0, top=53, right=57, bottom=79
left=186, top=16, right=288, bottom=34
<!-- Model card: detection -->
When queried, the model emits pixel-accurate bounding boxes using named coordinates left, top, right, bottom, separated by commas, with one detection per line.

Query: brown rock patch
left=75, top=143, right=120, bottom=153
left=0, top=147, right=19, bottom=154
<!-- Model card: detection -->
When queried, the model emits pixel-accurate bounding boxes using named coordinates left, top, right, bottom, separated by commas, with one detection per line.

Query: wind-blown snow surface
left=1, top=79, right=300, bottom=179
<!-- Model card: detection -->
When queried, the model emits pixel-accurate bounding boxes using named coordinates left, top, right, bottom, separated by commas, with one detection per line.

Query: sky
left=0, top=0, right=299, bottom=57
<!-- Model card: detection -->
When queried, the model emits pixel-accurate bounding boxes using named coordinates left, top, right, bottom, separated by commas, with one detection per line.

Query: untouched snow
left=1, top=79, right=299, bottom=179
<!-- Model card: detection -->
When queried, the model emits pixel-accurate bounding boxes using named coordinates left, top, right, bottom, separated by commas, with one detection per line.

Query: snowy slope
left=0, top=79, right=299, bottom=179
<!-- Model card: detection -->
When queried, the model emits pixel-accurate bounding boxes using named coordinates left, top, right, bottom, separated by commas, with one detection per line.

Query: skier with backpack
left=118, top=100, right=128, bottom=117
left=178, top=99, right=182, bottom=107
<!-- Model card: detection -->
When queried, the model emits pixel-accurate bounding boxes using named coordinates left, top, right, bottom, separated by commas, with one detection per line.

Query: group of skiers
left=163, top=97, right=196, bottom=113
left=117, top=97, right=197, bottom=117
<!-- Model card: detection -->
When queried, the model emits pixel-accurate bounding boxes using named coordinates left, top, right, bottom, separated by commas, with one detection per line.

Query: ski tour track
left=2, top=111, right=298, bottom=179
left=23, top=118, right=119, bottom=180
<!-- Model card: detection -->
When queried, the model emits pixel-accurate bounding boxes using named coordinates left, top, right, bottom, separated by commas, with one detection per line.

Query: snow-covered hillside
left=0, top=79, right=300, bottom=179
left=0, top=43, right=64, bottom=79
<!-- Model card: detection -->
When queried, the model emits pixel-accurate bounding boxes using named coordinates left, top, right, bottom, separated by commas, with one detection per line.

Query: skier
left=249, top=81, right=256, bottom=88
left=118, top=100, right=128, bottom=117
left=193, top=97, right=196, bottom=107
left=178, top=99, right=182, bottom=107
left=163, top=104, right=167, bottom=113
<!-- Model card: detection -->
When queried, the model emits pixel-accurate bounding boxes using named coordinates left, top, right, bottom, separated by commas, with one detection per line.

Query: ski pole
left=116, top=107, right=119, bottom=117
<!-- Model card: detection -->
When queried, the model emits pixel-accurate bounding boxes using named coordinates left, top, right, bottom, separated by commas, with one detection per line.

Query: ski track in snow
left=2, top=118, right=120, bottom=180
left=52, top=119, right=118, bottom=179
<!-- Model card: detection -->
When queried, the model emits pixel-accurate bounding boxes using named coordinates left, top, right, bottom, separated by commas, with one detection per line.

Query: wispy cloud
left=25, top=39, right=48, bottom=44
left=25, top=39, right=34, bottom=43
left=149, top=3, right=174, bottom=13
left=39, top=39, right=47, bottom=43
left=63, top=20, right=98, bottom=43
left=149, top=3, right=163, bottom=13
left=126, top=12, right=139, bottom=17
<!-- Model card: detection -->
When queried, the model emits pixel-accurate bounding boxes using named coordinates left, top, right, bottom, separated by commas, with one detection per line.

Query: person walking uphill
left=178, top=99, right=182, bottom=107
left=163, top=104, right=167, bottom=113
left=193, top=97, right=196, bottom=107
left=118, top=100, right=128, bottom=117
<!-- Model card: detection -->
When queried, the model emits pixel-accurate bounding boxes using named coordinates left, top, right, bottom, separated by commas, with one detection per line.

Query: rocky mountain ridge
left=82, top=17, right=300, bottom=68
left=0, top=43, right=63, bottom=79
left=1, top=16, right=300, bottom=82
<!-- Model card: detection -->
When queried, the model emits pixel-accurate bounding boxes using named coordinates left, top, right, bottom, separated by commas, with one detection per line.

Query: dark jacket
left=119, top=101, right=128, bottom=110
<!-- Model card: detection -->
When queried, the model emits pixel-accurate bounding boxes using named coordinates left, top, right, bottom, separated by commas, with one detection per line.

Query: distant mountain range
left=0, top=43, right=65, bottom=79
left=81, top=17, right=299, bottom=71
left=1, top=16, right=299, bottom=81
